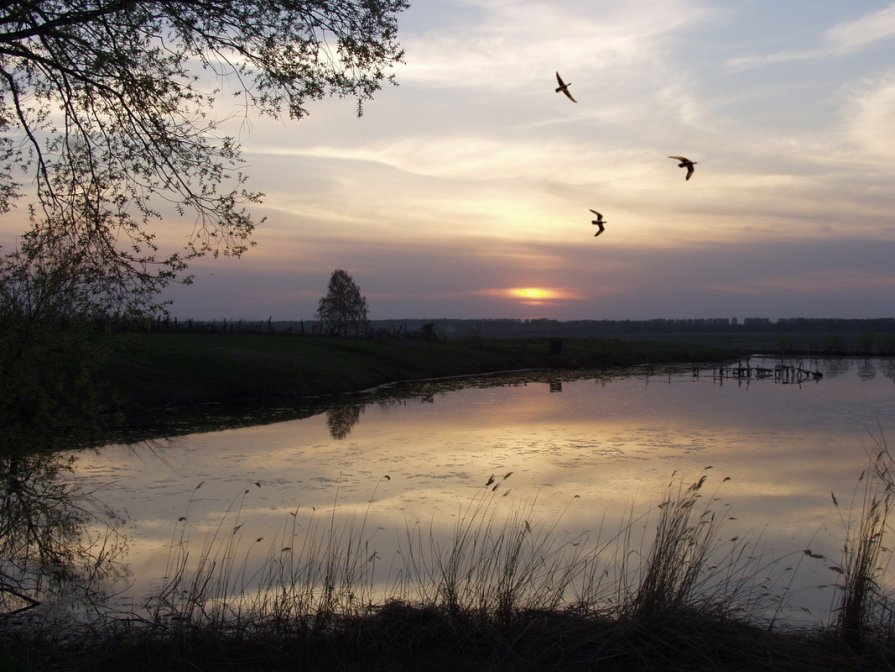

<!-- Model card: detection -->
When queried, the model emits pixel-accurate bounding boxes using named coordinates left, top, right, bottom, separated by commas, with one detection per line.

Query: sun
left=509, top=287, right=554, bottom=301
left=477, top=286, right=584, bottom=307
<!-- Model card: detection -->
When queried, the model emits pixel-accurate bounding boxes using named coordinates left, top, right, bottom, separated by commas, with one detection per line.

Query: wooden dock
left=639, top=362, right=824, bottom=384
left=708, top=362, right=823, bottom=383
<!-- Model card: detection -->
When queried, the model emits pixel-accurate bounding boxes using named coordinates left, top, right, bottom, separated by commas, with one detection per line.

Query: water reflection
left=326, top=404, right=364, bottom=440
left=883, top=359, right=895, bottom=383
left=316, top=361, right=832, bottom=440
left=16, top=357, right=895, bottom=627
left=858, top=358, right=877, bottom=381
left=0, top=451, right=129, bottom=618
left=822, top=357, right=852, bottom=378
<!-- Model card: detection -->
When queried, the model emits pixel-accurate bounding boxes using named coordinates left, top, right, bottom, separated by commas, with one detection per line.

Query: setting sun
left=509, top=287, right=554, bottom=301
left=476, top=287, right=585, bottom=308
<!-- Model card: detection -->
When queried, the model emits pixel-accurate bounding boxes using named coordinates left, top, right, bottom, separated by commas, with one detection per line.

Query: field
left=107, top=331, right=744, bottom=418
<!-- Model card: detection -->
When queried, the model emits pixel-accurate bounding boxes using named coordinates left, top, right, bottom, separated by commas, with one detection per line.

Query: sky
left=8, top=0, right=895, bottom=321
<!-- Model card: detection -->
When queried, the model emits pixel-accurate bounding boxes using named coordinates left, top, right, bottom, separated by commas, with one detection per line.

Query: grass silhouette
left=3, top=467, right=895, bottom=670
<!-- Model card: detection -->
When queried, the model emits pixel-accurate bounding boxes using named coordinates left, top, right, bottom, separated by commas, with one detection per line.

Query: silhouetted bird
left=555, top=72, right=577, bottom=102
left=669, top=155, right=696, bottom=180
left=589, top=209, right=606, bottom=237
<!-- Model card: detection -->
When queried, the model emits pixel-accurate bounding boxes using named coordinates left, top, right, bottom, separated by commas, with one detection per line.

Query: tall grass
left=399, top=477, right=595, bottom=623
left=13, top=464, right=895, bottom=670
left=612, top=472, right=794, bottom=629
left=623, top=474, right=721, bottom=619
left=142, top=472, right=790, bottom=632
left=830, top=428, right=895, bottom=651
left=147, top=479, right=385, bottom=634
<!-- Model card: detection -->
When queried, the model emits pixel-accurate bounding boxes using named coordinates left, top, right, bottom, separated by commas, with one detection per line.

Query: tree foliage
left=315, top=268, right=368, bottom=336
left=0, top=0, right=408, bottom=318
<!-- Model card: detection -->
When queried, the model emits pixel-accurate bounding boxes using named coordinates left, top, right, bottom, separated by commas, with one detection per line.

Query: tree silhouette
left=0, top=1, right=408, bottom=317
left=315, top=269, right=369, bottom=337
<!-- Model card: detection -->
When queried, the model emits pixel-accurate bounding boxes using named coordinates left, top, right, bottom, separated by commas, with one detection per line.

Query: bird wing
left=668, top=156, right=689, bottom=162
left=685, top=165, right=694, bottom=180
left=556, top=72, right=577, bottom=101
left=589, top=209, right=602, bottom=218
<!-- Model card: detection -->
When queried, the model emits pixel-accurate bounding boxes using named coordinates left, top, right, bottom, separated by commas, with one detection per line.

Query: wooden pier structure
left=641, top=362, right=824, bottom=384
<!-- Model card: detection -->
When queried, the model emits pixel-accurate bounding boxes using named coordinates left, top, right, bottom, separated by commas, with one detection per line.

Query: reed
left=142, top=472, right=783, bottom=630
left=624, top=473, right=719, bottom=619
left=409, top=478, right=594, bottom=623
left=68, top=466, right=891, bottom=670
left=147, top=479, right=385, bottom=634
left=831, top=429, right=895, bottom=651
left=607, top=471, right=788, bottom=629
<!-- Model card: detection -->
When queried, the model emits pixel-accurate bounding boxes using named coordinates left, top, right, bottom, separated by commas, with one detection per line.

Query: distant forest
left=140, top=316, right=895, bottom=355
left=364, top=317, right=895, bottom=338
left=147, top=315, right=894, bottom=335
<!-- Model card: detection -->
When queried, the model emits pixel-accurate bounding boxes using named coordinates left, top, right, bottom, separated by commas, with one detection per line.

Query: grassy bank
left=109, top=332, right=742, bottom=417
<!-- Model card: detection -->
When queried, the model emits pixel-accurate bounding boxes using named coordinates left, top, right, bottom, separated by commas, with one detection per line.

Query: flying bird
left=669, top=155, right=697, bottom=180
left=589, top=209, right=606, bottom=237
left=555, top=72, right=577, bottom=102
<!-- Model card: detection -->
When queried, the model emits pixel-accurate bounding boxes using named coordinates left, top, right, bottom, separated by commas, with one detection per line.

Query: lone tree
left=0, top=0, right=408, bottom=319
left=315, top=269, right=368, bottom=336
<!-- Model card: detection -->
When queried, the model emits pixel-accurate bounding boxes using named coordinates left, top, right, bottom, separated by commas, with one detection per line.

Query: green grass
left=108, top=332, right=742, bottom=417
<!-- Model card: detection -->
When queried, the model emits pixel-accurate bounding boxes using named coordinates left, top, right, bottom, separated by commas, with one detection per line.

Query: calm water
left=39, top=357, right=895, bottom=623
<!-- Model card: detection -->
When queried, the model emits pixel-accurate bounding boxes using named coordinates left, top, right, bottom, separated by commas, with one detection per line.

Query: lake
left=13, top=356, right=895, bottom=627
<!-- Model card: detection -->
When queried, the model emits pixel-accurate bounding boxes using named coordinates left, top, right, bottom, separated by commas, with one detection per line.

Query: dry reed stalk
left=833, top=443, right=893, bottom=651
left=626, top=474, right=719, bottom=619
left=142, top=470, right=797, bottom=642
left=420, top=477, right=592, bottom=620
left=616, top=472, right=783, bottom=625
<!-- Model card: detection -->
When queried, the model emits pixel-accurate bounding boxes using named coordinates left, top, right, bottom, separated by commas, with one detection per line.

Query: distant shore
left=109, top=332, right=744, bottom=419
left=17, top=324, right=891, bottom=448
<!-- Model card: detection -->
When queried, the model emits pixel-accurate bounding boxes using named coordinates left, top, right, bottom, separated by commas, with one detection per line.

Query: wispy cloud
left=401, top=0, right=712, bottom=91
left=705, top=270, right=895, bottom=296
left=724, top=49, right=834, bottom=73
left=844, top=70, right=895, bottom=158
left=725, top=4, right=895, bottom=73
left=824, top=3, right=895, bottom=49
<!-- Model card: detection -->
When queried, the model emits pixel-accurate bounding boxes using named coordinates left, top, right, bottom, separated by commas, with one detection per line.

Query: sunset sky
left=7, top=1, right=895, bottom=321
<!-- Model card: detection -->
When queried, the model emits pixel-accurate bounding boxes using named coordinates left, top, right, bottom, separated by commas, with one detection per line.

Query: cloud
left=725, top=4, right=895, bottom=73
left=163, top=230, right=895, bottom=321
left=400, top=0, right=712, bottom=91
left=705, top=270, right=895, bottom=297
left=844, top=70, right=895, bottom=158
left=8, top=1, right=892, bottom=324
left=724, top=49, right=832, bottom=73
left=824, top=3, right=895, bottom=50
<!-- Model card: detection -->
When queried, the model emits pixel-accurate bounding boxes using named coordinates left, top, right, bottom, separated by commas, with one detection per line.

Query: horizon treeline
left=141, top=315, right=895, bottom=335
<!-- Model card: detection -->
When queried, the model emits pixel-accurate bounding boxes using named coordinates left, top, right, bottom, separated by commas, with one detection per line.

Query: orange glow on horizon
left=477, top=287, right=585, bottom=306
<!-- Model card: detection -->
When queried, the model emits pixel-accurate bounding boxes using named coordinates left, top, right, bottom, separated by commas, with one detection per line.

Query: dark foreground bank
left=1, top=607, right=889, bottom=672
